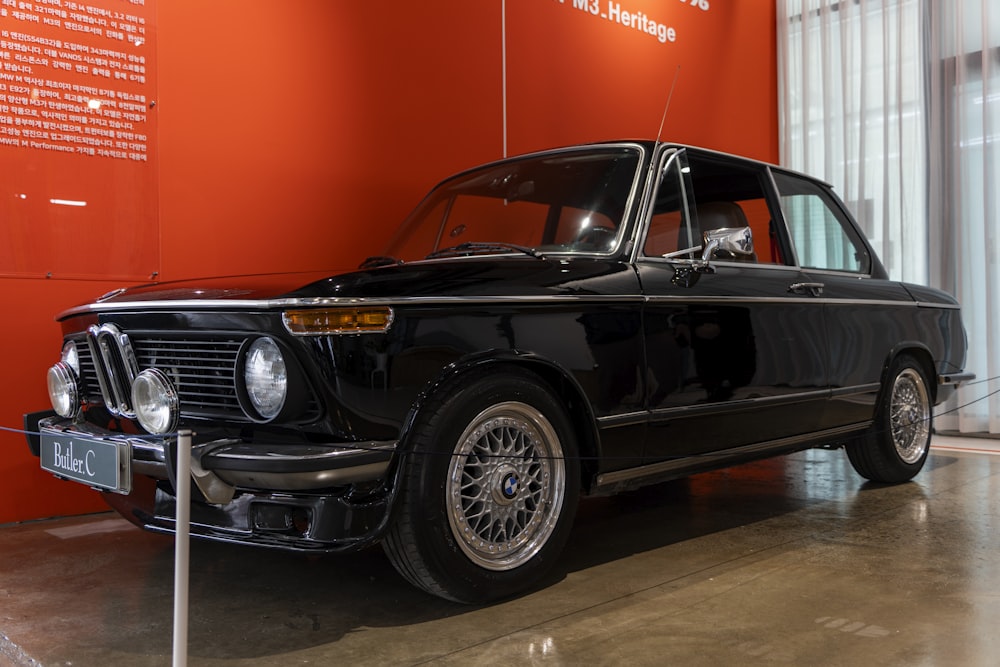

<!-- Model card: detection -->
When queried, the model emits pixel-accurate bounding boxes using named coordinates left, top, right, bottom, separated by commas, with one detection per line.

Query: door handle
left=789, top=282, right=824, bottom=297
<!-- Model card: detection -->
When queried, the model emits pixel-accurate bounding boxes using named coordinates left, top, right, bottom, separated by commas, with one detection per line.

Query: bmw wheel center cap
left=492, top=464, right=521, bottom=504
left=502, top=472, right=519, bottom=499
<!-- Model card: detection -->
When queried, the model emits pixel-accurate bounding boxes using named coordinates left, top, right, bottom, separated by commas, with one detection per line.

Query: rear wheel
left=846, top=355, right=932, bottom=483
left=383, top=367, right=580, bottom=603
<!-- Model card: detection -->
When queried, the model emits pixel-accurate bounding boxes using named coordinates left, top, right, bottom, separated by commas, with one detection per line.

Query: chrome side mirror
left=701, top=227, right=754, bottom=262
left=662, top=226, right=754, bottom=283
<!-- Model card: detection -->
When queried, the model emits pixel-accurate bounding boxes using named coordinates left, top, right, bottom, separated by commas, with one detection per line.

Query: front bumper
left=25, top=412, right=399, bottom=551
left=32, top=415, right=395, bottom=495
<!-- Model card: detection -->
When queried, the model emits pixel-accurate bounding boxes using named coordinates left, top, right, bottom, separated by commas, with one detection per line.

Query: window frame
left=635, top=148, right=696, bottom=261
left=634, top=146, right=797, bottom=270
left=769, top=168, right=875, bottom=276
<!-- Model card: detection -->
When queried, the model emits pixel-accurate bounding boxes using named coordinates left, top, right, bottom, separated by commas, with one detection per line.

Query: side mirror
left=701, top=227, right=754, bottom=262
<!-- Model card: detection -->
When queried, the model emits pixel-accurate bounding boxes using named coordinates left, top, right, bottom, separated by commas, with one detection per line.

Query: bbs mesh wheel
left=383, top=367, right=580, bottom=603
left=847, top=354, right=932, bottom=483
left=446, top=400, right=567, bottom=571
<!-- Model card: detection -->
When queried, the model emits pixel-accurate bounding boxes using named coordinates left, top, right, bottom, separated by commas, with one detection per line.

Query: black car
left=26, top=141, right=972, bottom=603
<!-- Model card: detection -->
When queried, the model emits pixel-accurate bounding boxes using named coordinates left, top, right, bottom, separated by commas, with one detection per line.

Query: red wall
left=0, top=0, right=777, bottom=524
left=504, top=0, right=779, bottom=159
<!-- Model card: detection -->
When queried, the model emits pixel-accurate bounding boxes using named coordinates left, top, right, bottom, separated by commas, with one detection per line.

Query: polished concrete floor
left=3, top=435, right=1000, bottom=666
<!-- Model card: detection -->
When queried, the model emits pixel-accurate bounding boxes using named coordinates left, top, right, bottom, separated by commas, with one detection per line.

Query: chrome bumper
left=936, top=370, right=975, bottom=406
left=36, top=416, right=396, bottom=500
left=939, top=371, right=975, bottom=386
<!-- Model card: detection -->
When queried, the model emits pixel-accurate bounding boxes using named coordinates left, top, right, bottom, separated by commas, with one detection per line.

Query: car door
left=636, top=147, right=831, bottom=460
left=770, top=169, right=918, bottom=429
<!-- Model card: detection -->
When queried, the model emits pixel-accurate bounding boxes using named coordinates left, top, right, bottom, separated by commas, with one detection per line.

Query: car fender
left=389, top=349, right=602, bottom=485
left=880, top=341, right=937, bottom=401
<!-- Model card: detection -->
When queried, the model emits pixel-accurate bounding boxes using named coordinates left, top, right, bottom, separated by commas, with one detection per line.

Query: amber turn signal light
left=282, top=307, right=394, bottom=335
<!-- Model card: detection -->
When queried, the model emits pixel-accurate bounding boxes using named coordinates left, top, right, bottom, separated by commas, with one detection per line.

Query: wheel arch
left=881, top=343, right=937, bottom=403
left=394, top=350, right=601, bottom=488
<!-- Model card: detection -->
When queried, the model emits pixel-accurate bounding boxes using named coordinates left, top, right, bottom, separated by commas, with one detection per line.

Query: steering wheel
left=574, top=225, right=616, bottom=251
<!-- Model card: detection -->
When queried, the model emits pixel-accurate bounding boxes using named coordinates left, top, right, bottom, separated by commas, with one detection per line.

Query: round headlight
left=132, top=368, right=179, bottom=435
left=47, top=362, right=79, bottom=418
left=60, top=341, right=80, bottom=376
left=243, top=337, right=287, bottom=420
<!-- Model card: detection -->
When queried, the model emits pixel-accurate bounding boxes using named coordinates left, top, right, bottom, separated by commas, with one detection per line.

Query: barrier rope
left=3, top=374, right=1000, bottom=463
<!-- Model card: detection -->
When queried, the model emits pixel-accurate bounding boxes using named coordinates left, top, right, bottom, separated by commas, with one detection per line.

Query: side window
left=643, top=152, right=693, bottom=257
left=772, top=172, right=871, bottom=274
left=683, top=153, right=784, bottom=265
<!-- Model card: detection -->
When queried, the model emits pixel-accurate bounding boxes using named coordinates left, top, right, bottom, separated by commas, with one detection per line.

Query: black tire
left=846, top=354, right=932, bottom=483
left=383, top=366, right=580, bottom=603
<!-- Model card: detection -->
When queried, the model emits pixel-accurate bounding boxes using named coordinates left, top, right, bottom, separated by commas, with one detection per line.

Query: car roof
left=445, top=141, right=836, bottom=190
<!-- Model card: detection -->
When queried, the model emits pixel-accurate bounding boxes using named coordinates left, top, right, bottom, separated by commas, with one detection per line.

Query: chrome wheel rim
left=446, top=401, right=566, bottom=571
left=890, top=368, right=931, bottom=464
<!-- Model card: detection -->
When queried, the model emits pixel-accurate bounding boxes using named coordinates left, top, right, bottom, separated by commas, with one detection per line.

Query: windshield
left=382, top=146, right=643, bottom=261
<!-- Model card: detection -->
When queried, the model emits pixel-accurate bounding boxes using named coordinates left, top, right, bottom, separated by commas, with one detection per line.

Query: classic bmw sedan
left=26, top=141, right=971, bottom=603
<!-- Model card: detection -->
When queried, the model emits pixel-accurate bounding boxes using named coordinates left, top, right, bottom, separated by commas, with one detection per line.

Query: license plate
left=39, top=429, right=132, bottom=495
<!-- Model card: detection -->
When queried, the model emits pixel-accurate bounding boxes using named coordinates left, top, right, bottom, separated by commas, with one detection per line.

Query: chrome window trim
left=792, top=266, right=871, bottom=279
left=631, top=145, right=687, bottom=264
left=636, top=255, right=806, bottom=272
left=764, top=165, right=802, bottom=269
left=412, top=142, right=650, bottom=260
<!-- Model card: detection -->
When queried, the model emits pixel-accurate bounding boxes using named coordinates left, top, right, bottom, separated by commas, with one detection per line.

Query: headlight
left=131, top=368, right=179, bottom=435
left=243, top=337, right=287, bottom=420
left=60, top=341, right=80, bottom=376
left=47, top=362, right=80, bottom=419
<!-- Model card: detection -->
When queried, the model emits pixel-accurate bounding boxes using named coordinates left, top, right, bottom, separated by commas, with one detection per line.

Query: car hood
left=286, top=257, right=634, bottom=300
left=61, top=258, right=637, bottom=318
left=88, top=271, right=343, bottom=304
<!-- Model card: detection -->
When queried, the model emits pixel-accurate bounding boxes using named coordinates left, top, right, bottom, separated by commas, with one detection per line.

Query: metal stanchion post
left=173, top=430, right=192, bottom=667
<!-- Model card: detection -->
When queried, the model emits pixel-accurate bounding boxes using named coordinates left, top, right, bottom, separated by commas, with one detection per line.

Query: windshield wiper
left=359, top=255, right=404, bottom=269
left=425, top=242, right=544, bottom=260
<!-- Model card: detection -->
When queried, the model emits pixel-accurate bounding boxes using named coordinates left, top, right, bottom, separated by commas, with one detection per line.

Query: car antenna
left=655, top=64, right=681, bottom=148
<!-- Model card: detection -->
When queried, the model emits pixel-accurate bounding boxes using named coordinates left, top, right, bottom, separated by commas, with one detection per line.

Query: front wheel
left=383, top=367, right=580, bottom=603
left=846, top=355, right=932, bottom=483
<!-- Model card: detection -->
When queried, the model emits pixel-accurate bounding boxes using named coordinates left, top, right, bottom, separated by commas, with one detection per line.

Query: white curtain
left=778, top=0, right=1000, bottom=435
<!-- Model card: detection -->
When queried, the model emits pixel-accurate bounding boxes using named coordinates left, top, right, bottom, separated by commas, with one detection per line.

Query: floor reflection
left=3, top=439, right=1000, bottom=665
